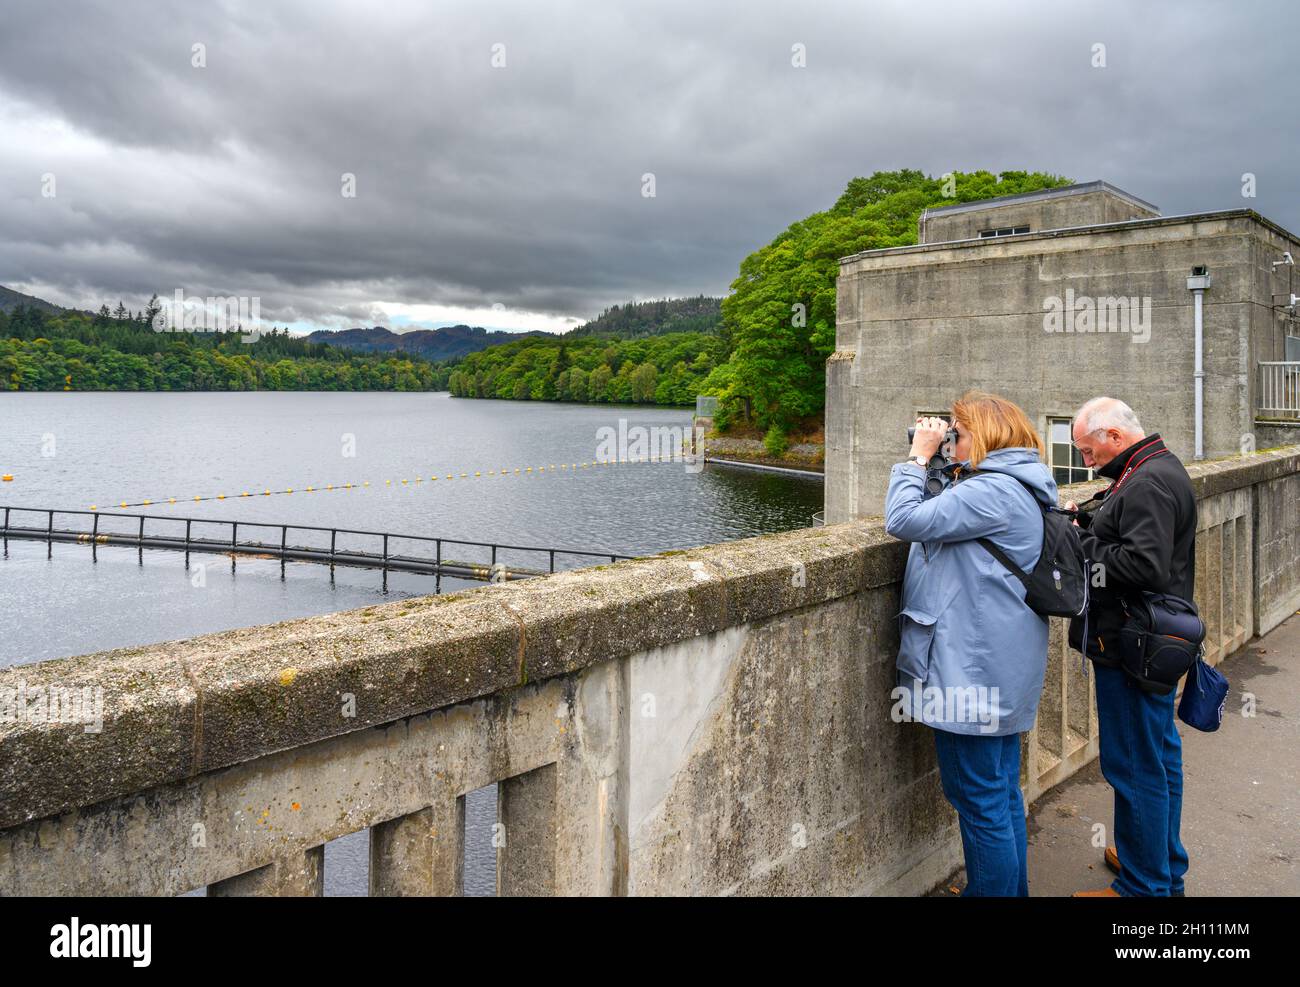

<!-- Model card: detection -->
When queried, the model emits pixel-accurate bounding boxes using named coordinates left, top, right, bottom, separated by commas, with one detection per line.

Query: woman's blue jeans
left=931, top=728, right=1028, bottom=896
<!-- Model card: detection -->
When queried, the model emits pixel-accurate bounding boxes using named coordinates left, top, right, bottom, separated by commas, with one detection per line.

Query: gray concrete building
left=918, top=180, right=1160, bottom=244
left=827, top=180, right=1300, bottom=518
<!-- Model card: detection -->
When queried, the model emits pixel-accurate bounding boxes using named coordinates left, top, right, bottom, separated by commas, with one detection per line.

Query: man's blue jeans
left=1094, top=663, right=1190, bottom=895
left=931, top=728, right=1028, bottom=896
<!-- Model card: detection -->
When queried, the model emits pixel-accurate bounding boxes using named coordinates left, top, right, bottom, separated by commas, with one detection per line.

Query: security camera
left=1272, top=252, right=1294, bottom=268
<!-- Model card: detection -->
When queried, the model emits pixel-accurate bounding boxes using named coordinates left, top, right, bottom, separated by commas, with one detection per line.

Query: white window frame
left=1047, top=416, right=1094, bottom=486
left=978, top=225, right=1030, bottom=238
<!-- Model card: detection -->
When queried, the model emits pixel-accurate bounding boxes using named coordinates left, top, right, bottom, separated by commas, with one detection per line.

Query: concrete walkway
left=940, top=612, right=1300, bottom=896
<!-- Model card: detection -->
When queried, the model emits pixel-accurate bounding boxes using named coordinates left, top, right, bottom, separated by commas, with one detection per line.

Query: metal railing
left=1258, top=361, right=1300, bottom=419
left=0, top=505, right=637, bottom=590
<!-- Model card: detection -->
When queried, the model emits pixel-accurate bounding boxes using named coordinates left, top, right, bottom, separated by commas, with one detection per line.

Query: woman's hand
left=909, top=416, right=948, bottom=460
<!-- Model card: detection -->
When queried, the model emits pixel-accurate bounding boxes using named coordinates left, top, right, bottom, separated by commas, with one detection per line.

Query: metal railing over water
left=1258, top=361, right=1300, bottom=419
left=0, top=505, right=638, bottom=591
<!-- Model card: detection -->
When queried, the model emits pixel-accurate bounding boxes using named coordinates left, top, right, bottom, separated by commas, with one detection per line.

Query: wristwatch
left=907, top=456, right=928, bottom=469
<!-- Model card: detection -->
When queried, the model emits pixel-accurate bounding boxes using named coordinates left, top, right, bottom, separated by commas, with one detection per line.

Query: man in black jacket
left=1065, top=397, right=1196, bottom=897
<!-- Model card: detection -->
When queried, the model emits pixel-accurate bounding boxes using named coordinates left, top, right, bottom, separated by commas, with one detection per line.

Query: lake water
left=0, top=391, right=823, bottom=895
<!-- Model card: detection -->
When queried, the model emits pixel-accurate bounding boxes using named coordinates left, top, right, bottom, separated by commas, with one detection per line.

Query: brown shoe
left=1072, top=887, right=1121, bottom=897
left=1104, top=846, right=1121, bottom=875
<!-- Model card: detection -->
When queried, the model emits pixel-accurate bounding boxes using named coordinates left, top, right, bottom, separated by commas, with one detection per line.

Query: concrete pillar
left=208, top=846, right=324, bottom=896
left=824, top=351, right=859, bottom=523
left=369, top=799, right=464, bottom=896
left=1038, top=618, right=1066, bottom=760
left=1065, top=628, right=1095, bottom=750
left=497, top=763, right=557, bottom=896
left=557, top=656, right=630, bottom=896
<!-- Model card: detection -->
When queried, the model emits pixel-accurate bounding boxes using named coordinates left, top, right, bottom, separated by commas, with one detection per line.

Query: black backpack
left=976, top=479, right=1090, bottom=619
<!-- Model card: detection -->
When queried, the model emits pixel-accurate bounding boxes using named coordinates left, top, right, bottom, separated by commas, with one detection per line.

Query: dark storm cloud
left=1, top=0, right=1296, bottom=330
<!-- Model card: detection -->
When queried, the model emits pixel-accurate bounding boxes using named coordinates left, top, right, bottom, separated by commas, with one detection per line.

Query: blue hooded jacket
left=884, top=447, right=1058, bottom=736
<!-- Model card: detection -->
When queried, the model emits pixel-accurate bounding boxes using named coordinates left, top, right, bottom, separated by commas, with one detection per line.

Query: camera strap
left=1110, top=437, right=1169, bottom=495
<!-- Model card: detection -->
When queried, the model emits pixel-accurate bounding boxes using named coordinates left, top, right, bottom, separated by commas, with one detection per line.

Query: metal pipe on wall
left=1187, top=268, right=1211, bottom=460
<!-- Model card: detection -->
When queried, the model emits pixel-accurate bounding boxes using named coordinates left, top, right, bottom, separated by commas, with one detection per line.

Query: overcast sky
left=2, top=0, right=1296, bottom=334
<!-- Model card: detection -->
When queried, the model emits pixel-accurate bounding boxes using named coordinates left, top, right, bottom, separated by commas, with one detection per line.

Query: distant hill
left=305, top=324, right=552, bottom=362
left=4, top=285, right=722, bottom=361
left=0, top=305, right=445, bottom=392
left=565, top=295, right=722, bottom=338
left=310, top=296, right=724, bottom=362
left=0, top=285, right=65, bottom=315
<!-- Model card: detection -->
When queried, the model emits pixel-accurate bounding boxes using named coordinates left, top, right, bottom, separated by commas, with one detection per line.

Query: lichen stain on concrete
left=278, top=667, right=299, bottom=687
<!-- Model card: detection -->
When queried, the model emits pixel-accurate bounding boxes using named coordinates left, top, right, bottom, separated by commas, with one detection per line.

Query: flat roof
left=840, top=208, right=1300, bottom=266
left=920, top=180, right=1160, bottom=219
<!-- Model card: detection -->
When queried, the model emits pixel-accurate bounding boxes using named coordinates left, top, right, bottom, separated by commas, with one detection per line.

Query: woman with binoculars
left=885, top=390, right=1057, bottom=897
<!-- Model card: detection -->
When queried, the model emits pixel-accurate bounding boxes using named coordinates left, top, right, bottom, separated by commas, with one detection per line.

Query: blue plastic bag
left=1177, top=652, right=1228, bottom=732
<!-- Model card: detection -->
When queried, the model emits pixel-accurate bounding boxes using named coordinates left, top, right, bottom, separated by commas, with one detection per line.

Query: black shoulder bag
left=1118, top=592, right=1205, bottom=694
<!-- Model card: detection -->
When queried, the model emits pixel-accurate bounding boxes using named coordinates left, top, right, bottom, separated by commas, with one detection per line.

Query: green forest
left=446, top=332, right=726, bottom=405
left=565, top=295, right=721, bottom=338
left=0, top=303, right=441, bottom=391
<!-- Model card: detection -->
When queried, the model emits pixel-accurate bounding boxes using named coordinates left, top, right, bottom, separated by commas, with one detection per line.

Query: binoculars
left=906, top=425, right=960, bottom=496
left=906, top=425, right=958, bottom=447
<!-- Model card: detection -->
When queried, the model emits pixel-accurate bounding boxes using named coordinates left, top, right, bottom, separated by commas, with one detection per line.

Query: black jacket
left=1067, top=434, right=1197, bottom=667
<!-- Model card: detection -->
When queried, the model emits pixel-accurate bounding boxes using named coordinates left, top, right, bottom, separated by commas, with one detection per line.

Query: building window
left=1048, top=418, right=1093, bottom=486
left=914, top=410, right=952, bottom=432
left=978, top=225, right=1030, bottom=238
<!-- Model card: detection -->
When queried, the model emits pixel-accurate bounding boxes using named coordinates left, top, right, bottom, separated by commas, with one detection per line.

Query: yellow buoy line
left=89, top=451, right=694, bottom=510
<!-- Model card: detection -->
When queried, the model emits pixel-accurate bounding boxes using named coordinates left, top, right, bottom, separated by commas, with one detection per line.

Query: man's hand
left=909, top=416, right=948, bottom=460
left=1064, top=498, right=1095, bottom=529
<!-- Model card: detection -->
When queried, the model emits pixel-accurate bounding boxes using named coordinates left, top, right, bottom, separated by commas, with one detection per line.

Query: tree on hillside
left=630, top=361, right=658, bottom=402
left=702, top=168, right=1071, bottom=435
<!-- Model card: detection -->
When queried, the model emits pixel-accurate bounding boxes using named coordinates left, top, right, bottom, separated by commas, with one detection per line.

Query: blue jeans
left=931, top=728, right=1028, bottom=896
left=1095, top=663, right=1190, bottom=895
